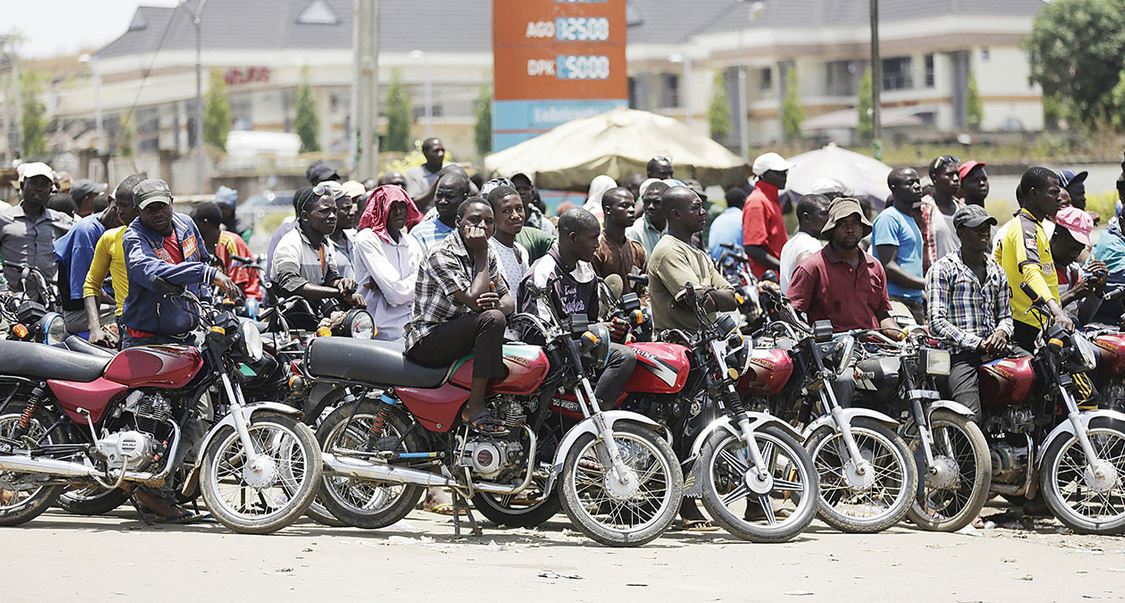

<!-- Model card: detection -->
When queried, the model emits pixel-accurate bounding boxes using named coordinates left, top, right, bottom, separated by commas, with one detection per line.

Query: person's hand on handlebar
left=608, top=316, right=629, bottom=342
left=212, top=272, right=240, bottom=299
left=88, top=324, right=119, bottom=347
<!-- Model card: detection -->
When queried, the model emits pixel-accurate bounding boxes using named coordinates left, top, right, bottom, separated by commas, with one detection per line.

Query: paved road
left=4, top=502, right=1123, bottom=602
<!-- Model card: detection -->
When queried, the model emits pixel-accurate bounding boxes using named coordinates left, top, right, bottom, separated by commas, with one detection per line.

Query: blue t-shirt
left=53, top=214, right=107, bottom=301
left=707, top=207, right=744, bottom=261
left=871, top=205, right=923, bottom=301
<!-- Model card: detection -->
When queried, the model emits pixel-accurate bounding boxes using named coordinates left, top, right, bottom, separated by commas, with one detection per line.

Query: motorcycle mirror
left=604, top=274, right=624, bottom=300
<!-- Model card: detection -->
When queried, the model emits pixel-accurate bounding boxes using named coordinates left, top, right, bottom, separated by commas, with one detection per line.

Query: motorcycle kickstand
left=451, top=491, right=482, bottom=537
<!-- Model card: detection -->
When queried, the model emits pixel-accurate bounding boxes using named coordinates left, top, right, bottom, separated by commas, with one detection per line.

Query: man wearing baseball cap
left=742, top=152, right=793, bottom=277
left=0, top=162, right=68, bottom=295
left=926, top=205, right=1012, bottom=418
left=70, top=179, right=108, bottom=218
left=1058, top=169, right=1089, bottom=210
left=958, top=161, right=989, bottom=208
left=1051, top=205, right=1105, bottom=325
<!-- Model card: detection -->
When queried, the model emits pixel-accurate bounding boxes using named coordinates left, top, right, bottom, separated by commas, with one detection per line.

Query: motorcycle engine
left=990, top=442, right=1030, bottom=485
left=458, top=396, right=527, bottom=480
left=983, top=407, right=1035, bottom=435
left=96, top=431, right=159, bottom=472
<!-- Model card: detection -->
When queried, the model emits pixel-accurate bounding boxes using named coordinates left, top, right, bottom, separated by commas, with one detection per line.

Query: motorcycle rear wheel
left=1040, top=417, right=1125, bottom=535
left=472, top=482, right=561, bottom=528
left=0, top=409, right=69, bottom=526
left=200, top=413, right=322, bottom=534
left=699, top=424, right=818, bottom=543
left=905, top=410, right=992, bottom=532
left=558, top=422, right=682, bottom=547
left=315, top=401, right=425, bottom=530
left=57, top=485, right=130, bottom=516
left=807, top=417, right=917, bottom=533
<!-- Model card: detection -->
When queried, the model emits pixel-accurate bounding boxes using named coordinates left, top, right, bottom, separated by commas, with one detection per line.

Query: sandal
left=154, top=509, right=206, bottom=525
left=423, top=501, right=467, bottom=516
left=681, top=518, right=719, bottom=532
left=462, top=409, right=509, bottom=436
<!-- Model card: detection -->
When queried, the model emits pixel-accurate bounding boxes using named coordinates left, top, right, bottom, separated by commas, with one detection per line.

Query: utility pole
left=354, top=0, right=380, bottom=179
left=869, top=0, right=882, bottom=160
left=181, top=0, right=210, bottom=194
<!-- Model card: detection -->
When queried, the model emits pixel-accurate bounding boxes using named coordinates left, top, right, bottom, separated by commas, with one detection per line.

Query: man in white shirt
left=780, top=194, right=829, bottom=293
left=353, top=185, right=425, bottom=341
left=483, top=182, right=530, bottom=299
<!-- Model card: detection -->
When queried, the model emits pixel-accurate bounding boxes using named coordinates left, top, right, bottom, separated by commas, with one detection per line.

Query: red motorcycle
left=0, top=281, right=322, bottom=534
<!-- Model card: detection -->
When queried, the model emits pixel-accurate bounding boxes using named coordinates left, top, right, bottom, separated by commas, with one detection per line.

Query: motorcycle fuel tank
left=1093, top=332, right=1125, bottom=378
left=623, top=342, right=691, bottom=395
left=736, top=348, right=795, bottom=396
left=449, top=344, right=550, bottom=396
left=102, top=345, right=204, bottom=389
left=978, top=356, right=1035, bottom=406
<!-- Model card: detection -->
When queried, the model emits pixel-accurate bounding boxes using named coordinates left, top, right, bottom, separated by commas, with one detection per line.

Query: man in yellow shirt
left=84, top=176, right=142, bottom=346
left=994, top=167, right=1073, bottom=351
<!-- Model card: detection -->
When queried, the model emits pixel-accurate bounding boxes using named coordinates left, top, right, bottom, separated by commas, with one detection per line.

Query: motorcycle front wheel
left=905, top=410, right=992, bottom=532
left=699, top=424, right=818, bottom=543
left=807, top=417, right=918, bottom=533
left=199, top=413, right=322, bottom=534
left=558, top=422, right=682, bottom=547
left=1041, top=417, right=1125, bottom=535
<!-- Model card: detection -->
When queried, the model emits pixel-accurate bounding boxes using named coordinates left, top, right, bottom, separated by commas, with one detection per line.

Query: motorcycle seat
left=61, top=335, right=115, bottom=358
left=306, top=337, right=450, bottom=388
left=0, top=340, right=110, bottom=382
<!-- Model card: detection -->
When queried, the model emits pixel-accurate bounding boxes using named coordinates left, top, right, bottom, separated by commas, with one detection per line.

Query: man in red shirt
left=743, top=152, right=792, bottom=277
left=788, top=197, right=902, bottom=334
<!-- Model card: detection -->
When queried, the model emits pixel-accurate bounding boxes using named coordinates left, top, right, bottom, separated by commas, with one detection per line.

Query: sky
left=5, top=0, right=178, bottom=58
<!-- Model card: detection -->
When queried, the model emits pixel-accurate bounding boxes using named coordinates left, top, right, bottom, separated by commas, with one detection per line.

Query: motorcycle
left=1082, top=285, right=1125, bottom=412
left=975, top=284, right=1125, bottom=534
left=0, top=278, right=323, bottom=534
left=304, top=278, right=683, bottom=546
left=715, top=243, right=763, bottom=328
left=743, top=285, right=918, bottom=533
left=850, top=329, right=992, bottom=532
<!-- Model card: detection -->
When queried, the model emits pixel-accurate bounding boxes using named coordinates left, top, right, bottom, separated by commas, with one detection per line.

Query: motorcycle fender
left=1036, top=409, right=1125, bottom=467
left=801, top=407, right=899, bottom=439
left=302, top=381, right=342, bottom=424
left=197, top=402, right=304, bottom=457
left=544, top=411, right=663, bottom=493
left=928, top=400, right=976, bottom=419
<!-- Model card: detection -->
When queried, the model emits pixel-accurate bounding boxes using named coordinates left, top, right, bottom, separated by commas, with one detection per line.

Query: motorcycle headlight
left=920, top=347, right=951, bottom=376
left=344, top=309, right=376, bottom=339
left=239, top=321, right=264, bottom=361
left=40, top=312, right=67, bottom=345
left=1073, top=333, right=1098, bottom=372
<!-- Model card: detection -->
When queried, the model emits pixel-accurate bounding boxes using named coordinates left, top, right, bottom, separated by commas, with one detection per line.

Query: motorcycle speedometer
left=345, top=309, right=376, bottom=339
left=239, top=320, right=265, bottom=361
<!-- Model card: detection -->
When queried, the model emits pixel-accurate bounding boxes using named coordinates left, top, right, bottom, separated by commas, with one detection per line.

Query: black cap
left=953, top=204, right=996, bottom=229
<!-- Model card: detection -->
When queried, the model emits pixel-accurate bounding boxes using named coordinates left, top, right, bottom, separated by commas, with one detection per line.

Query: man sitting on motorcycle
left=925, top=205, right=1013, bottom=418
left=404, top=197, right=515, bottom=435
left=519, top=208, right=637, bottom=411
left=1050, top=206, right=1105, bottom=326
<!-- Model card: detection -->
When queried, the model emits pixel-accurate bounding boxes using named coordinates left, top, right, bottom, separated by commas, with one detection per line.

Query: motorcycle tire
left=1040, top=417, right=1125, bottom=535
left=699, top=424, right=818, bottom=543
left=472, top=487, right=561, bottom=528
left=0, top=408, right=69, bottom=526
left=199, top=413, right=322, bottom=535
left=57, top=485, right=130, bottom=516
left=806, top=417, right=918, bottom=534
left=558, top=422, right=683, bottom=547
left=905, top=410, right=992, bottom=533
left=315, top=401, right=425, bottom=530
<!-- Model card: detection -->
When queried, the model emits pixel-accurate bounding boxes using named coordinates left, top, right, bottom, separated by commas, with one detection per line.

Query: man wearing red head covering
left=353, top=185, right=426, bottom=341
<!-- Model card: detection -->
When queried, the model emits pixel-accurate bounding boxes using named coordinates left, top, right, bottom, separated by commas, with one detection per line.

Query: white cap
left=810, top=177, right=848, bottom=196
left=17, top=162, right=54, bottom=186
left=752, top=152, right=793, bottom=177
left=341, top=180, right=366, bottom=198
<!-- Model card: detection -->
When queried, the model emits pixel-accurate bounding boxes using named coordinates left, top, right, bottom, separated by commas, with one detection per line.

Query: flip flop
left=155, top=510, right=205, bottom=525
left=681, top=518, right=720, bottom=532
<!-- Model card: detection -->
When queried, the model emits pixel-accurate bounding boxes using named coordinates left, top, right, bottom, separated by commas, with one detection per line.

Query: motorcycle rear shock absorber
left=13, top=385, right=47, bottom=439
left=366, top=393, right=398, bottom=441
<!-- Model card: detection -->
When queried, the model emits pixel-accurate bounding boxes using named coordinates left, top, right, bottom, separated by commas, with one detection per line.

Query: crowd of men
left=5, top=136, right=1124, bottom=526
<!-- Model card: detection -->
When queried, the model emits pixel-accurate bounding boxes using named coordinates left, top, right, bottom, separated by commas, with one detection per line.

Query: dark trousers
left=942, top=351, right=984, bottom=419
left=1013, top=321, right=1039, bottom=353
left=407, top=310, right=507, bottom=380
left=593, top=343, right=636, bottom=409
left=120, top=331, right=189, bottom=349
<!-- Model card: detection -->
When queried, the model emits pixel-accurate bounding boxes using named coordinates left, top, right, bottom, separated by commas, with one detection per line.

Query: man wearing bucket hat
left=1051, top=205, right=1105, bottom=325
left=926, top=205, right=1013, bottom=417
left=788, top=197, right=900, bottom=334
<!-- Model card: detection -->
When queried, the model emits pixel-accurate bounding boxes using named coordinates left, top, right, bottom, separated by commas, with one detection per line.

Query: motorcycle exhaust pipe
left=0, top=454, right=99, bottom=479
left=322, top=452, right=455, bottom=488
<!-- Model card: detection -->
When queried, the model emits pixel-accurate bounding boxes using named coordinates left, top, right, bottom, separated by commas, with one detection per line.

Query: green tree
left=294, top=71, right=320, bottom=152
left=20, top=71, right=48, bottom=158
left=780, top=67, right=803, bottom=142
left=474, top=81, right=492, bottom=156
left=1113, top=67, right=1125, bottom=129
left=384, top=69, right=412, bottom=153
left=856, top=67, right=873, bottom=142
left=966, top=71, right=983, bottom=131
left=116, top=115, right=136, bottom=158
left=1042, top=92, right=1063, bottom=130
left=203, top=69, right=232, bottom=151
left=707, top=70, right=732, bottom=142
left=1025, top=0, right=1125, bottom=130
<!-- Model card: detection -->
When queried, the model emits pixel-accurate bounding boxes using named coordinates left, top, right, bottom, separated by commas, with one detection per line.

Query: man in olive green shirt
left=648, top=186, right=737, bottom=333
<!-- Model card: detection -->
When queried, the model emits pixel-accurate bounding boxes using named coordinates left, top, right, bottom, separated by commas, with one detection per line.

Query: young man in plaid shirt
left=925, top=205, right=1014, bottom=418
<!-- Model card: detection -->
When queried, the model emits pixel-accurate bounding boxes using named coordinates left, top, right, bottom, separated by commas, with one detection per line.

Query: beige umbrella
left=485, top=107, right=749, bottom=190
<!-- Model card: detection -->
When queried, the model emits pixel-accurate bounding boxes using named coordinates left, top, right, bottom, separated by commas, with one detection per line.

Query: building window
left=882, top=56, right=913, bottom=91
left=759, top=67, right=772, bottom=91
left=924, top=54, right=934, bottom=88
left=660, top=73, right=679, bottom=108
left=824, top=60, right=861, bottom=96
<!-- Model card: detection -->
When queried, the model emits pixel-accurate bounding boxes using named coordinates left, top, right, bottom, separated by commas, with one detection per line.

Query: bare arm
left=875, top=244, right=925, bottom=291
left=745, top=245, right=781, bottom=271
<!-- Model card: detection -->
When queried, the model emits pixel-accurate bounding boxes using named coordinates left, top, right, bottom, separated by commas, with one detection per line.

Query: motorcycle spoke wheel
left=1042, top=424, right=1125, bottom=534
left=0, top=411, right=68, bottom=525
left=322, top=413, right=408, bottom=515
left=906, top=411, right=991, bottom=532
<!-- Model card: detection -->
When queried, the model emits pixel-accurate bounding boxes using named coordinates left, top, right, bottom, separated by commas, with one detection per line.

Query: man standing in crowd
left=265, top=187, right=312, bottom=284
left=71, top=179, right=107, bottom=218
left=920, top=155, right=963, bottom=267
left=960, top=161, right=989, bottom=208
left=214, top=185, right=250, bottom=241
left=270, top=182, right=363, bottom=311
left=1058, top=169, right=1088, bottom=211
left=1051, top=206, right=1104, bottom=325
left=84, top=175, right=144, bottom=347
left=329, top=181, right=359, bottom=279
left=627, top=179, right=670, bottom=256
left=353, top=185, right=425, bottom=342
left=872, top=167, right=927, bottom=322
left=511, top=172, right=556, bottom=236
left=405, top=197, right=514, bottom=435
left=342, top=179, right=368, bottom=226
left=926, top=205, right=1011, bottom=418
left=306, top=161, right=340, bottom=186
left=743, top=152, right=792, bottom=277
left=1, top=162, right=68, bottom=296
left=779, top=194, right=829, bottom=293
left=484, top=182, right=530, bottom=299
left=647, top=155, right=674, bottom=180
left=593, top=186, right=647, bottom=294
left=412, top=171, right=469, bottom=251
left=406, top=137, right=446, bottom=199
left=54, top=182, right=120, bottom=337
left=707, top=187, right=746, bottom=261
left=191, top=202, right=263, bottom=302
left=995, top=167, right=1071, bottom=351
left=379, top=171, right=408, bottom=190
